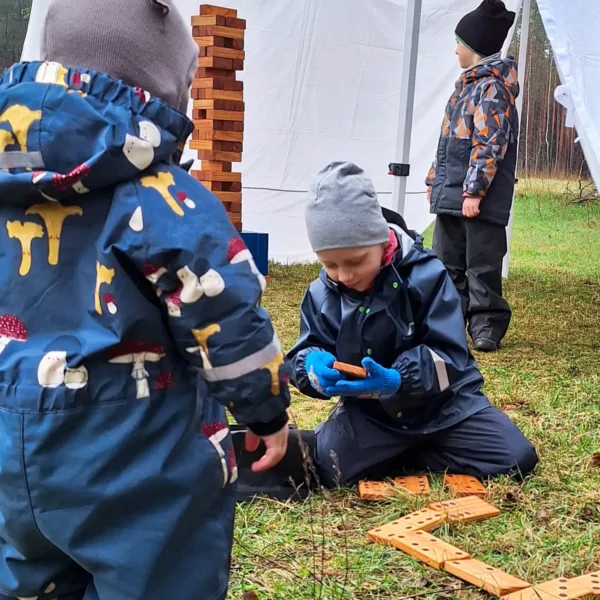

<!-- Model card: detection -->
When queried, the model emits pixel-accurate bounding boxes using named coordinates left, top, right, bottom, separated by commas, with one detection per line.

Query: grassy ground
left=230, top=185, right=600, bottom=599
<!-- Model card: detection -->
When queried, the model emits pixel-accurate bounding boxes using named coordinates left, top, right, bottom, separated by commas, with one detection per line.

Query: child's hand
left=324, top=357, right=401, bottom=398
left=462, top=194, right=481, bottom=218
left=305, top=351, right=342, bottom=395
left=245, top=425, right=289, bottom=472
left=426, top=185, right=432, bottom=203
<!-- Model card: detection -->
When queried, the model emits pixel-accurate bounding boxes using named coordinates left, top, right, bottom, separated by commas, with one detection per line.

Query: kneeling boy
left=288, top=162, right=537, bottom=488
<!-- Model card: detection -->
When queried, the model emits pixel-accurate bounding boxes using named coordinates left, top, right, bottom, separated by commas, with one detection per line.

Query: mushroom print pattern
left=103, top=293, right=118, bottom=315
left=108, top=341, right=166, bottom=399
left=95, top=263, right=115, bottom=315
left=227, top=237, right=267, bottom=292
left=201, top=422, right=230, bottom=487
left=6, top=221, right=44, bottom=276
left=25, top=202, right=83, bottom=266
left=140, top=171, right=184, bottom=217
left=187, top=324, right=221, bottom=369
left=123, top=120, right=162, bottom=171
left=177, top=266, right=204, bottom=304
left=0, top=315, right=27, bottom=354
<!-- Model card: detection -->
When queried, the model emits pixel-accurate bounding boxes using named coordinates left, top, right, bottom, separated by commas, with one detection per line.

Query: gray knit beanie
left=305, top=162, right=390, bottom=253
left=41, top=0, right=198, bottom=114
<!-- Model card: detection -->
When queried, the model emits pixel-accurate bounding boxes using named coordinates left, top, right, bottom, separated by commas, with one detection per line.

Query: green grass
left=230, top=187, right=600, bottom=599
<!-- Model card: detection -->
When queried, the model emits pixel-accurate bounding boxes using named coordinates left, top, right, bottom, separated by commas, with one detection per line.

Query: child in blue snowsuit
left=288, top=162, right=537, bottom=488
left=0, top=1, right=290, bottom=599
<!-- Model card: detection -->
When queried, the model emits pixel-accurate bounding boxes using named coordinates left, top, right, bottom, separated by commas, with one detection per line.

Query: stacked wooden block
left=190, top=5, right=246, bottom=232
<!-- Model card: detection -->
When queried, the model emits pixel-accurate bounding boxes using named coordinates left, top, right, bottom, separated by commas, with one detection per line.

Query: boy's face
left=456, top=40, right=477, bottom=69
left=317, top=245, right=386, bottom=292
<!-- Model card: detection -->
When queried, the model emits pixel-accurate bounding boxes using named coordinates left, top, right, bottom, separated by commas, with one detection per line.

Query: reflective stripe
left=199, top=335, right=282, bottom=382
left=0, top=151, right=45, bottom=170
left=428, top=348, right=450, bottom=391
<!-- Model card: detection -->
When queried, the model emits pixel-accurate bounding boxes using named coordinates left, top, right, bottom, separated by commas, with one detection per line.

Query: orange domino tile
left=358, top=480, right=394, bottom=502
left=395, top=475, right=431, bottom=495
left=444, top=474, right=487, bottom=498
left=429, top=495, right=500, bottom=524
left=502, top=573, right=600, bottom=600
left=368, top=508, right=446, bottom=545
left=444, top=558, right=530, bottom=597
left=388, top=530, right=470, bottom=569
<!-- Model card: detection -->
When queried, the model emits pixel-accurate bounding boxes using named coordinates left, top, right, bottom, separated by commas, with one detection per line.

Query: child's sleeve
left=386, top=254, right=472, bottom=401
left=287, top=287, right=338, bottom=400
left=464, top=81, right=515, bottom=197
left=425, top=159, right=437, bottom=187
left=115, top=165, right=290, bottom=436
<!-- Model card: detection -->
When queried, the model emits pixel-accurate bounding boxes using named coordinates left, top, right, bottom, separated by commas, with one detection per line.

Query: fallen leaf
left=592, top=453, right=600, bottom=465
left=242, top=593, right=259, bottom=600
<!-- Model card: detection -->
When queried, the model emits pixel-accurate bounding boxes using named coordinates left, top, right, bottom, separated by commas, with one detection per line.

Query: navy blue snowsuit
left=288, top=221, right=537, bottom=488
left=0, top=62, right=290, bottom=600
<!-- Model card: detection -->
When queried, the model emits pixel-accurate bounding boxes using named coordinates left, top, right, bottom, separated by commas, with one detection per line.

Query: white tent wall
left=22, top=0, right=520, bottom=262
left=536, top=0, right=600, bottom=191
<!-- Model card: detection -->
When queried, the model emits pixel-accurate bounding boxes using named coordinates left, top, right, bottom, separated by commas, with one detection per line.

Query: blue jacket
left=288, top=220, right=490, bottom=434
left=0, top=62, right=289, bottom=434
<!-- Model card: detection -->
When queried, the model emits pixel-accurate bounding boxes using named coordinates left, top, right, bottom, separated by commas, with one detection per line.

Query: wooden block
left=444, top=558, right=530, bottom=597
left=503, top=574, right=600, bottom=600
left=201, top=160, right=232, bottom=172
left=197, top=150, right=242, bottom=162
left=205, top=46, right=245, bottom=60
left=214, top=191, right=242, bottom=203
left=388, top=530, right=470, bottom=569
left=196, top=67, right=237, bottom=78
left=225, top=16, right=247, bottom=29
left=199, top=5, right=238, bottom=17
left=429, top=496, right=500, bottom=524
left=225, top=181, right=242, bottom=192
left=194, top=99, right=238, bottom=111
left=192, top=78, right=243, bottom=92
left=368, top=509, right=446, bottom=545
left=192, top=170, right=242, bottom=182
left=395, top=476, right=431, bottom=495
left=195, top=109, right=243, bottom=122
left=358, top=481, right=394, bottom=502
left=232, top=59, right=244, bottom=71
left=199, top=56, right=234, bottom=70
left=194, top=14, right=228, bottom=26
left=193, top=119, right=224, bottom=131
left=195, top=25, right=245, bottom=39
left=195, top=88, right=244, bottom=101
left=194, top=130, right=243, bottom=143
left=444, top=474, right=487, bottom=498
left=194, top=35, right=223, bottom=47
left=190, top=139, right=224, bottom=151
left=234, top=101, right=245, bottom=111
left=232, top=38, right=244, bottom=50
left=333, top=362, right=367, bottom=379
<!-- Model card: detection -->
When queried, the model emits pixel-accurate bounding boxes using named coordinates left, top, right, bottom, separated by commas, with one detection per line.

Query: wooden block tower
left=190, top=5, right=246, bottom=232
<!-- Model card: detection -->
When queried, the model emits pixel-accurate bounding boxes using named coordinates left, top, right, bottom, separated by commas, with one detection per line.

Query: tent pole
left=392, top=0, right=422, bottom=215
left=503, top=0, right=532, bottom=277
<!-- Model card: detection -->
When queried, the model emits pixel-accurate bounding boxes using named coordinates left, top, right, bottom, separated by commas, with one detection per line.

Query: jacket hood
left=0, top=62, right=192, bottom=204
left=462, top=57, right=520, bottom=100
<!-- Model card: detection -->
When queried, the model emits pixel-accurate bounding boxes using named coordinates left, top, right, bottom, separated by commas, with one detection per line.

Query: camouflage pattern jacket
left=427, top=57, right=520, bottom=226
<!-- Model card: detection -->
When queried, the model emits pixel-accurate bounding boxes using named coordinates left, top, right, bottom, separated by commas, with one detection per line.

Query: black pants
left=433, top=215, right=511, bottom=344
left=315, top=405, right=538, bottom=488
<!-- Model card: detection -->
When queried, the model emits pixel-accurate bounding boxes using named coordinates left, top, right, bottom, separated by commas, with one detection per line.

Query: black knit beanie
left=455, top=0, right=516, bottom=57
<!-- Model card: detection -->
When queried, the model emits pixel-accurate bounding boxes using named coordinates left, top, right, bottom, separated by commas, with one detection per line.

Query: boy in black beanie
left=426, top=0, right=518, bottom=353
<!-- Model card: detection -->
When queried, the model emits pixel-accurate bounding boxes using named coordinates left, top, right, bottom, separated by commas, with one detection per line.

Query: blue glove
left=305, top=351, right=341, bottom=396
left=324, top=357, right=401, bottom=398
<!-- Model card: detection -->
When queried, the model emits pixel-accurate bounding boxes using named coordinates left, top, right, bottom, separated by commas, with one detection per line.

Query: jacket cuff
left=291, top=348, right=331, bottom=400
left=247, top=412, right=289, bottom=436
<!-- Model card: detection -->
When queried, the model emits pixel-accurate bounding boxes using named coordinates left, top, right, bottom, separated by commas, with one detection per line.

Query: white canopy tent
left=21, top=0, right=599, bottom=267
